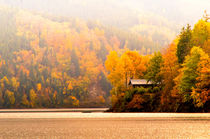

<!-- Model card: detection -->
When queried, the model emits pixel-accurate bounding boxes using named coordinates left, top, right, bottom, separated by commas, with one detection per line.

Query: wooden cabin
left=128, top=79, right=154, bottom=88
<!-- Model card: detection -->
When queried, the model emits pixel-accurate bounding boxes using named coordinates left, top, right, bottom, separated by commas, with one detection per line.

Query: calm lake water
left=0, top=109, right=209, bottom=139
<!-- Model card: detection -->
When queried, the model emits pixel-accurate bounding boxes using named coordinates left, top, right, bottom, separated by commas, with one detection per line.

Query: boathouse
left=128, top=79, right=154, bottom=88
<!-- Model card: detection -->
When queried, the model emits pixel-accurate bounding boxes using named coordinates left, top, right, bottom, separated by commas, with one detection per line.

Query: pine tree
left=176, top=24, right=192, bottom=64
left=70, top=49, right=80, bottom=77
left=145, top=52, right=163, bottom=84
left=178, top=46, right=204, bottom=102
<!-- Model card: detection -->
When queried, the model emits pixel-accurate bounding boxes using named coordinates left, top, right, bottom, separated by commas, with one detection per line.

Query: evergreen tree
left=176, top=24, right=192, bottom=64
left=98, top=71, right=112, bottom=97
left=178, top=46, right=204, bottom=102
left=145, top=52, right=163, bottom=84
left=70, top=49, right=80, bottom=77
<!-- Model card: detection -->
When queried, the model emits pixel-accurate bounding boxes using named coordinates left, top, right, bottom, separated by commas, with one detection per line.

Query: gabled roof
left=129, top=79, right=153, bottom=85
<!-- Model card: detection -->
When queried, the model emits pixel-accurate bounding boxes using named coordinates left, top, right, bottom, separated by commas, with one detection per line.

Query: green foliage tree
left=178, top=46, right=205, bottom=102
left=176, top=24, right=192, bottom=64
left=145, top=52, right=163, bottom=84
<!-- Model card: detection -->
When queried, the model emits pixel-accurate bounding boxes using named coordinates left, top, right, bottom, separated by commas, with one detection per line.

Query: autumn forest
left=0, top=4, right=209, bottom=112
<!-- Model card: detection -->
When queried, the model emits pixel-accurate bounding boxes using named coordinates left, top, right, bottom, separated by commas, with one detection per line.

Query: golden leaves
left=36, top=83, right=42, bottom=91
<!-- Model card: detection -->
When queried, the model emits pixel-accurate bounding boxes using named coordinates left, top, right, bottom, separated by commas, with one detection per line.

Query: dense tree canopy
left=106, top=18, right=210, bottom=112
left=0, top=6, right=209, bottom=111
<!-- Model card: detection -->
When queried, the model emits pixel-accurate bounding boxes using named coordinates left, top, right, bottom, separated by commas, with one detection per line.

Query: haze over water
left=0, top=109, right=209, bottom=138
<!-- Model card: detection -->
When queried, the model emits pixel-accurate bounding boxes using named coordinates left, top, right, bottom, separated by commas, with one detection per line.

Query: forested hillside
left=0, top=7, right=109, bottom=108
left=0, top=6, right=173, bottom=108
left=0, top=4, right=209, bottom=110
left=106, top=18, right=210, bottom=112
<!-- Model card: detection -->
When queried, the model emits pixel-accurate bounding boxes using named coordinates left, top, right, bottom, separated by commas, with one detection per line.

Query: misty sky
left=0, top=0, right=209, bottom=29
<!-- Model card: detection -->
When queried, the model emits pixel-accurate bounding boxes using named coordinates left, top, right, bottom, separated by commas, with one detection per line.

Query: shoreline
left=0, top=111, right=209, bottom=119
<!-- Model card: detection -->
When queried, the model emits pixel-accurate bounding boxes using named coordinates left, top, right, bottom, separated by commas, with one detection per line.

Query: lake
left=0, top=109, right=209, bottom=139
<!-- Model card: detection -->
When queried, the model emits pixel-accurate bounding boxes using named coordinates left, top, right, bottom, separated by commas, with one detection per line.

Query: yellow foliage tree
left=160, top=42, right=179, bottom=110
left=191, top=51, right=210, bottom=108
left=11, top=77, right=20, bottom=91
left=29, top=89, right=37, bottom=107
left=5, top=90, right=15, bottom=106
left=36, top=83, right=42, bottom=91
left=21, top=93, right=30, bottom=107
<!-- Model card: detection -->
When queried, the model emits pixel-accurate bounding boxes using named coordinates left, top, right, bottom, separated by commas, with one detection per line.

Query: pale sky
left=0, top=0, right=209, bottom=28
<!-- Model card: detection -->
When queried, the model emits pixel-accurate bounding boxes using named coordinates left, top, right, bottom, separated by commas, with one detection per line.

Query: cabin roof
left=129, top=79, right=152, bottom=85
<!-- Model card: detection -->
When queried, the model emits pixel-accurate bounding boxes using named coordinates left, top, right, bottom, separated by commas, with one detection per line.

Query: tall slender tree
left=176, top=24, right=192, bottom=64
